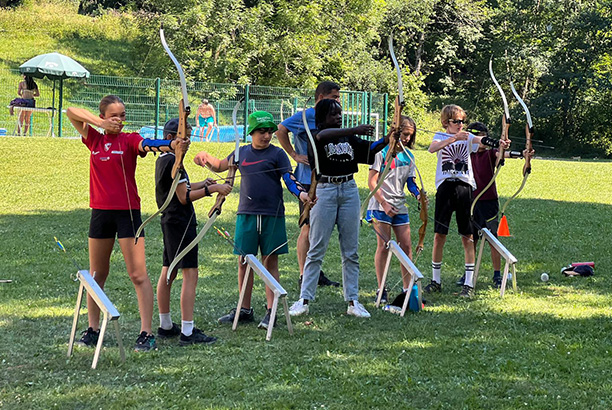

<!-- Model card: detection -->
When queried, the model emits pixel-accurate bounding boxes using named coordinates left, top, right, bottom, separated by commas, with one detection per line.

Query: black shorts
left=89, top=209, right=144, bottom=239
left=297, top=183, right=311, bottom=225
left=472, top=199, right=499, bottom=235
left=434, top=179, right=473, bottom=236
left=162, top=221, right=198, bottom=269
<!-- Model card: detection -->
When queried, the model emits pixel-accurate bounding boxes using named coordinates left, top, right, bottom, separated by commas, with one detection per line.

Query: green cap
left=247, top=111, right=278, bottom=135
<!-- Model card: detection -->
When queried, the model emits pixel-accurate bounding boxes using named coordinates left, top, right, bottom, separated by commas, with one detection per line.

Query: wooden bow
left=470, top=57, right=511, bottom=219
left=135, top=26, right=190, bottom=243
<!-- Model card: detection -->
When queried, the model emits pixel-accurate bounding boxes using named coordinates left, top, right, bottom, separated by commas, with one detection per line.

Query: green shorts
left=234, top=214, right=288, bottom=256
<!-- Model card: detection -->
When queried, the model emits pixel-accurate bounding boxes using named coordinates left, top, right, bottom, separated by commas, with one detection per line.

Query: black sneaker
left=218, top=307, right=254, bottom=324
left=134, top=331, right=157, bottom=352
left=375, top=288, right=389, bottom=303
left=492, top=275, right=502, bottom=288
left=75, top=327, right=99, bottom=347
left=459, top=285, right=474, bottom=298
left=179, top=328, right=217, bottom=346
left=424, top=280, right=442, bottom=293
left=456, top=274, right=466, bottom=286
left=258, top=308, right=277, bottom=330
left=318, top=270, right=340, bottom=287
left=157, top=322, right=181, bottom=339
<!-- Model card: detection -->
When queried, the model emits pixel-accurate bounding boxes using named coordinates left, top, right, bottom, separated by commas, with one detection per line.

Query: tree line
left=73, top=0, right=612, bottom=157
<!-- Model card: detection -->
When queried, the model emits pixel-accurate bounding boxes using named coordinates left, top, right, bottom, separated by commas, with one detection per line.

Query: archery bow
left=135, top=26, right=191, bottom=243
left=360, top=33, right=403, bottom=219
left=298, top=98, right=319, bottom=227
left=470, top=57, right=511, bottom=219
left=166, top=99, right=242, bottom=282
left=497, top=80, right=534, bottom=233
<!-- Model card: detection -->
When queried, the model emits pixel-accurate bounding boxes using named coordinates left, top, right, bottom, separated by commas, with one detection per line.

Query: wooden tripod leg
left=92, top=312, right=109, bottom=369
left=67, top=282, right=85, bottom=358
left=114, top=321, right=125, bottom=362
left=511, top=263, right=517, bottom=291
left=400, top=274, right=415, bottom=317
left=233, top=265, right=252, bottom=331
left=376, top=250, right=394, bottom=308
left=282, top=297, right=293, bottom=335
left=500, top=261, right=510, bottom=298
left=473, top=235, right=487, bottom=289
left=266, top=293, right=280, bottom=341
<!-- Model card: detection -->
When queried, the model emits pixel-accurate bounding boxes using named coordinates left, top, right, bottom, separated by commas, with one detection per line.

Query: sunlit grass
left=2, top=137, right=612, bottom=409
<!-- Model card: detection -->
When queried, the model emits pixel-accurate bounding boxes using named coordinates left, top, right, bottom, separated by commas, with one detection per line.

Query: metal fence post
left=243, top=84, right=250, bottom=142
left=383, top=93, right=389, bottom=136
left=155, top=78, right=161, bottom=139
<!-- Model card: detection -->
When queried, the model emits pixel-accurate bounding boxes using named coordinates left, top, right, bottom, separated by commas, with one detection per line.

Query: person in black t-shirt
left=155, top=118, right=232, bottom=346
left=288, top=98, right=388, bottom=318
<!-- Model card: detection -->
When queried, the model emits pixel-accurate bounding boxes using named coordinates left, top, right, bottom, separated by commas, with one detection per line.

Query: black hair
left=400, top=115, right=417, bottom=149
left=467, top=121, right=488, bottom=135
left=315, top=99, right=342, bottom=130
left=315, top=81, right=340, bottom=100
left=99, top=95, right=124, bottom=115
left=24, top=76, right=37, bottom=91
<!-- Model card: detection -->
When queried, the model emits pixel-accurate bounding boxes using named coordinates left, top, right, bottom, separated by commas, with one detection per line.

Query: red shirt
left=471, top=149, right=498, bottom=200
left=82, top=126, right=145, bottom=210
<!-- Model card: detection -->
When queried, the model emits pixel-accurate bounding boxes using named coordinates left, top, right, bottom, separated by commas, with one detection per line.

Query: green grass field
left=1, top=137, right=612, bottom=409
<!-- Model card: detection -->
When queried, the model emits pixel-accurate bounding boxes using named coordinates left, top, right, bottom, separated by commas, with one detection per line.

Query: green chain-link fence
left=0, top=68, right=388, bottom=141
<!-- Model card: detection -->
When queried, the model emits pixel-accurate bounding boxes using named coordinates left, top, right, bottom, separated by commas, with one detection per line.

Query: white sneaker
left=347, top=301, right=371, bottom=318
left=289, top=299, right=309, bottom=316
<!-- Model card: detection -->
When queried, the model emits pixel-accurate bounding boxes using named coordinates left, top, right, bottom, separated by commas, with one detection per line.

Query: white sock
left=182, top=320, right=194, bottom=337
left=464, top=263, right=475, bottom=287
left=159, top=312, right=172, bottom=330
left=432, top=261, right=442, bottom=283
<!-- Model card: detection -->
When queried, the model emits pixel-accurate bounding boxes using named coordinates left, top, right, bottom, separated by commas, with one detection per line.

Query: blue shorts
left=365, top=210, right=410, bottom=226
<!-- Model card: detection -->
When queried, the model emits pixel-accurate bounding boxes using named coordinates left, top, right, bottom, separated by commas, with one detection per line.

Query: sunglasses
left=448, top=119, right=465, bottom=125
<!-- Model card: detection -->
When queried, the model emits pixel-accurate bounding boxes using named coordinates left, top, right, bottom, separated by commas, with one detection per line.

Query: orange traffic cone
left=497, top=214, right=510, bottom=237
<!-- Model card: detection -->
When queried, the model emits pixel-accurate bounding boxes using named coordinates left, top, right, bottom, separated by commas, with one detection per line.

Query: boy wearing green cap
left=194, top=111, right=312, bottom=329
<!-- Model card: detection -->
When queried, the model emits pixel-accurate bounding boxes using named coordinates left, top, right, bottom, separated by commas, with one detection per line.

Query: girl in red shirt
left=66, top=95, right=187, bottom=352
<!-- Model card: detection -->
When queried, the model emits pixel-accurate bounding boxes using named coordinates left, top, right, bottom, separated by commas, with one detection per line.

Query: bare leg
left=157, top=266, right=177, bottom=316
left=180, top=268, right=198, bottom=321
left=263, top=255, right=279, bottom=308
left=393, top=224, right=413, bottom=289
left=432, top=233, right=447, bottom=263
left=462, top=235, right=475, bottom=264
left=87, top=238, right=115, bottom=330
left=118, top=238, right=153, bottom=334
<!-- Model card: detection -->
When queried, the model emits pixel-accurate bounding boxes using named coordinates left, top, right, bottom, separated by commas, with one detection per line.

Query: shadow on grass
left=1, top=199, right=612, bottom=408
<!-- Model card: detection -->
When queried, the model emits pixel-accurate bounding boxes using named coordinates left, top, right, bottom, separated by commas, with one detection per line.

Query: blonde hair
left=440, top=104, right=466, bottom=127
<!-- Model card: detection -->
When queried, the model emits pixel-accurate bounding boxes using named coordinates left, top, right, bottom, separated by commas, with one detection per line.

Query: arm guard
left=282, top=172, right=307, bottom=198
left=142, top=138, right=173, bottom=153
left=406, top=178, right=420, bottom=198
left=481, top=136, right=500, bottom=148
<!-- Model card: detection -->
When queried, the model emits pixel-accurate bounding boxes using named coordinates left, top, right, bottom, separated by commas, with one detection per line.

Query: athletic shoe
left=459, top=285, right=474, bottom=298
left=179, top=329, right=217, bottom=346
left=318, top=271, right=340, bottom=287
left=134, top=332, right=157, bottom=352
left=289, top=299, right=309, bottom=316
left=456, top=274, right=466, bottom=286
left=375, top=288, right=389, bottom=304
left=75, top=327, right=99, bottom=347
left=157, top=322, right=181, bottom=339
left=492, top=275, right=502, bottom=288
left=218, top=307, right=254, bottom=324
left=424, top=280, right=442, bottom=293
left=347, top=301, right=371, bottom=318
left=258, top=308, right=277, bottom=330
